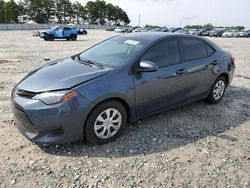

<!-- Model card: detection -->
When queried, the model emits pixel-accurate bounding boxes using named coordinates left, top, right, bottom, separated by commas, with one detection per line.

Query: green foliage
left=226, top=26, right=245, bottom=31
left=1, top=0, right=130, bottom=25
left=56, top=0, right=73, bottom=24
left=203, top=23, right=214, bottom=29
left=72, top=1, right=87, bottom=24
left=0, top=0, right=5, bottom=23
left=27, top=0, right=55, bottom=23
left=145, top=24, right=160, bottom=29
left=85, top=0, right=129, bottom=25
left=184, top=25, right=203, bottom=29
left=3, top=0, right=19, bottom=23
left=184, top=24, right=245, bottom=31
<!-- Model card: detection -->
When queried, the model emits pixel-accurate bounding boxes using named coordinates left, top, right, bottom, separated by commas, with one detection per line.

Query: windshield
left=79, top=36, right=149, bottom=67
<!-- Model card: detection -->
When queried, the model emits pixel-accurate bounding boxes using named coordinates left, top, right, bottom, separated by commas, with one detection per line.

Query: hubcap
left=94, top=108, right=122, bottom=139
left=213, top=80, right=225, bottom=100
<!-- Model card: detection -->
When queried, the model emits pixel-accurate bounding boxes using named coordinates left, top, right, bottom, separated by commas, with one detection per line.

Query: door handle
left=176, top=69, right=187, bottom=75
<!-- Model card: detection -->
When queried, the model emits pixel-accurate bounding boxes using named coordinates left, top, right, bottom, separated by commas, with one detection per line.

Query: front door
left=54, top=27, right=63, bottom=38
left=133, top=39, right=192, bottom=117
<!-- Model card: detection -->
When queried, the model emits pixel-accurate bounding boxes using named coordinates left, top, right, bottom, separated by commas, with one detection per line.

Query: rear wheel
left=84, top=100, right=127, bottom=144
left=71, top=34, right=77, bottom=41
left=206, top=76, right=227, bottom=104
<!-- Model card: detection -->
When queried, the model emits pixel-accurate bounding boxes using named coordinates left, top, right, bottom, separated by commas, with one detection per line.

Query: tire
left=206, top=76, right=227, bottom=104
left=71, top=34, right=77, bottom=41
left=85, top=100, right=127, bottom=144
left=48, top=35, right=54, bottom=41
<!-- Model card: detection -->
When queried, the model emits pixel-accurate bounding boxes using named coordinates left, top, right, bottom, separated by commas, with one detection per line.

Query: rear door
left=63, top=27, right=73, bottom=37
left=179, top=37, right=217, bottom=98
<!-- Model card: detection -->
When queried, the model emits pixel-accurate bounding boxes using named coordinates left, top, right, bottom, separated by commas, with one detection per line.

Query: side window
left=182, top=38, right=207, bottom=61
left=206, top=43, right=215, bottom=56
left=141, top=39, right=181, bottom=68
left=63, top=27, right=71, bottom=31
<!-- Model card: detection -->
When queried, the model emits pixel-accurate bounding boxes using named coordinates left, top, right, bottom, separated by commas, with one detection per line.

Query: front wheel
left=84, top=101, right=127, bottom=144
left=206, top=76, right=227, bottom=104
left=47, top=35, right=54, bottom=41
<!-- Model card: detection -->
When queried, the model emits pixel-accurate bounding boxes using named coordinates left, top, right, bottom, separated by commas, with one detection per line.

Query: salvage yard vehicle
left=222, top=30, right=234, bottom=37
left=233, top=31, right=245, bottom=37
left=77, top=27, right=88, bottom=35
left=39, top=26, right=78, bottom=41
left=209, top=29, right=225, bottom=37
left=11, top=33, right=235, bottom=145
left=245, top=30, right=250, bottom=37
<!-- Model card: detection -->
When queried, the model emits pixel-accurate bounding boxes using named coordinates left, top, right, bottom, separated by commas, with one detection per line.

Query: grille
left=13, top=103, right=38, bottom=134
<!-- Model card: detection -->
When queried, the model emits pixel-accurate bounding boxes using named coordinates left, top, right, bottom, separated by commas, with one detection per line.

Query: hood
left=17, top=58, right=111, bottom=93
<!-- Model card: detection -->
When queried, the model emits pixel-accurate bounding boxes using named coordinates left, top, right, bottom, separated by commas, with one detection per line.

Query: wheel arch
left=84, top=96, right=133, bottom=127
left=82, top=97, right=133, bottom=139
left=219, top=72, right=229, bottom=86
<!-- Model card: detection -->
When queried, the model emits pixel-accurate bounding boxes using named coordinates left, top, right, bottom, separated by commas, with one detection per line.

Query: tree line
left=184, top=23, right=245, bottom=31
left=0, top=0, right=130, bottom=25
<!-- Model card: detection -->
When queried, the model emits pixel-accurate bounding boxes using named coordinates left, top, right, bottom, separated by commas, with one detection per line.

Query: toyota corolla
left=11, top=33, right=235, bottom=144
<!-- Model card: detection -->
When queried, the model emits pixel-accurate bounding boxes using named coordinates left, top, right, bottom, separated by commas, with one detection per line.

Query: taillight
left=230, top=56, right=235, bottom=63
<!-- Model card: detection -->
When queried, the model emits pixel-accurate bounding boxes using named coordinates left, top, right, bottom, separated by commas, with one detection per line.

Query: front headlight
left=33, top=90, right=78, bottom=105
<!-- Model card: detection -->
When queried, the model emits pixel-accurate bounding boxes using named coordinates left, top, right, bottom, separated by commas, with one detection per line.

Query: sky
left=73, top=0, right=250, bottom=28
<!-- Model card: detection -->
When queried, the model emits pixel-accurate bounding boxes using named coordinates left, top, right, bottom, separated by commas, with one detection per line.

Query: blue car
left=39, top=26, right=78, bottom=41
left=245, top=30, right=250, bottom=37
left=11, top=33, right=235, bottom=145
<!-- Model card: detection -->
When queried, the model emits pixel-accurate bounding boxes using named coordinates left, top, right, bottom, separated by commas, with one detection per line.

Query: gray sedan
left=11, top=33, right=235, bottom=144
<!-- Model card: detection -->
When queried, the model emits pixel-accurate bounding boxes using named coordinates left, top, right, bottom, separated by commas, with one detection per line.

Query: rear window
left=182, top=38, right=208, bottom=61
left=206, top=44, right=215, bottom=56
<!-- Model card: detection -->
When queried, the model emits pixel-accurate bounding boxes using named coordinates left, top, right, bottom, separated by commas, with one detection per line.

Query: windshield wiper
left=74, top=54, right=104, bottom=69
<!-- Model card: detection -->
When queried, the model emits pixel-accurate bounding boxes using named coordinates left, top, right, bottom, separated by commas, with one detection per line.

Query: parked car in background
left=236, top=31, right=247, bottom=37
left=124, top=28, right=133, bottom=33
left=148, top=28, right=161, bottom=32
left=12, top=33, right=235, bottom=144
left=222, top=31, right=234, bottom=37
left=161, top=28, right=169, bottom=32
left=174, top=29, right=190, bottom=34
left=39, top=26, right=78, bottom=41
left=200, top=29, right=213, bottom=36
left=234, top=30, right=249, bottom=37
left=169, top=27, right=182, bottom=32
left=133, top=28, right=147, bottom=32
left=114, top=28, right=126, bottom=33
left=245, top=30, right=250, bottom=37
left=209, top=29, right=225, bottom=37
left=188, top=29, right=199, bottom=35
left=197, top=28, right=211, bottom=36
left=106, top=26, right=115, bottom=31
left=33, top=30, right=40, bottom=37
left=77, top=28, right=87, bottom=35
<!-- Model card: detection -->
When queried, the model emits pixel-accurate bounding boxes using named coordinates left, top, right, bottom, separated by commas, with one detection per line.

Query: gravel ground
left=0, top=30, right=249, bottom=188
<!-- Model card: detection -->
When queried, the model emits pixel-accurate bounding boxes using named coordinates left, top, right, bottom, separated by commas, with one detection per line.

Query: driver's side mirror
left=137, top=61, right=158, bottom=72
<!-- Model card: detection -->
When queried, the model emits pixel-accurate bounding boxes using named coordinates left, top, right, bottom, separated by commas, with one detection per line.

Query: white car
left=114, top=28, right=125, bottom=33
left=234, top=31, right=246, bottom=37
left=222, top=31, right=234, bottom=37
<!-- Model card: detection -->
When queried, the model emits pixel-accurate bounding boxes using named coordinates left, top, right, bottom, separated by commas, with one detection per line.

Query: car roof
left=120, top=32, right=204, bottom=41
left=119, top=32, right=221, bottom=51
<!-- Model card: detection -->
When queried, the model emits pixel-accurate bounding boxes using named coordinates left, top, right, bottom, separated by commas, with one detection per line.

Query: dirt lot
left=0, top=30, right=249, bottom=188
